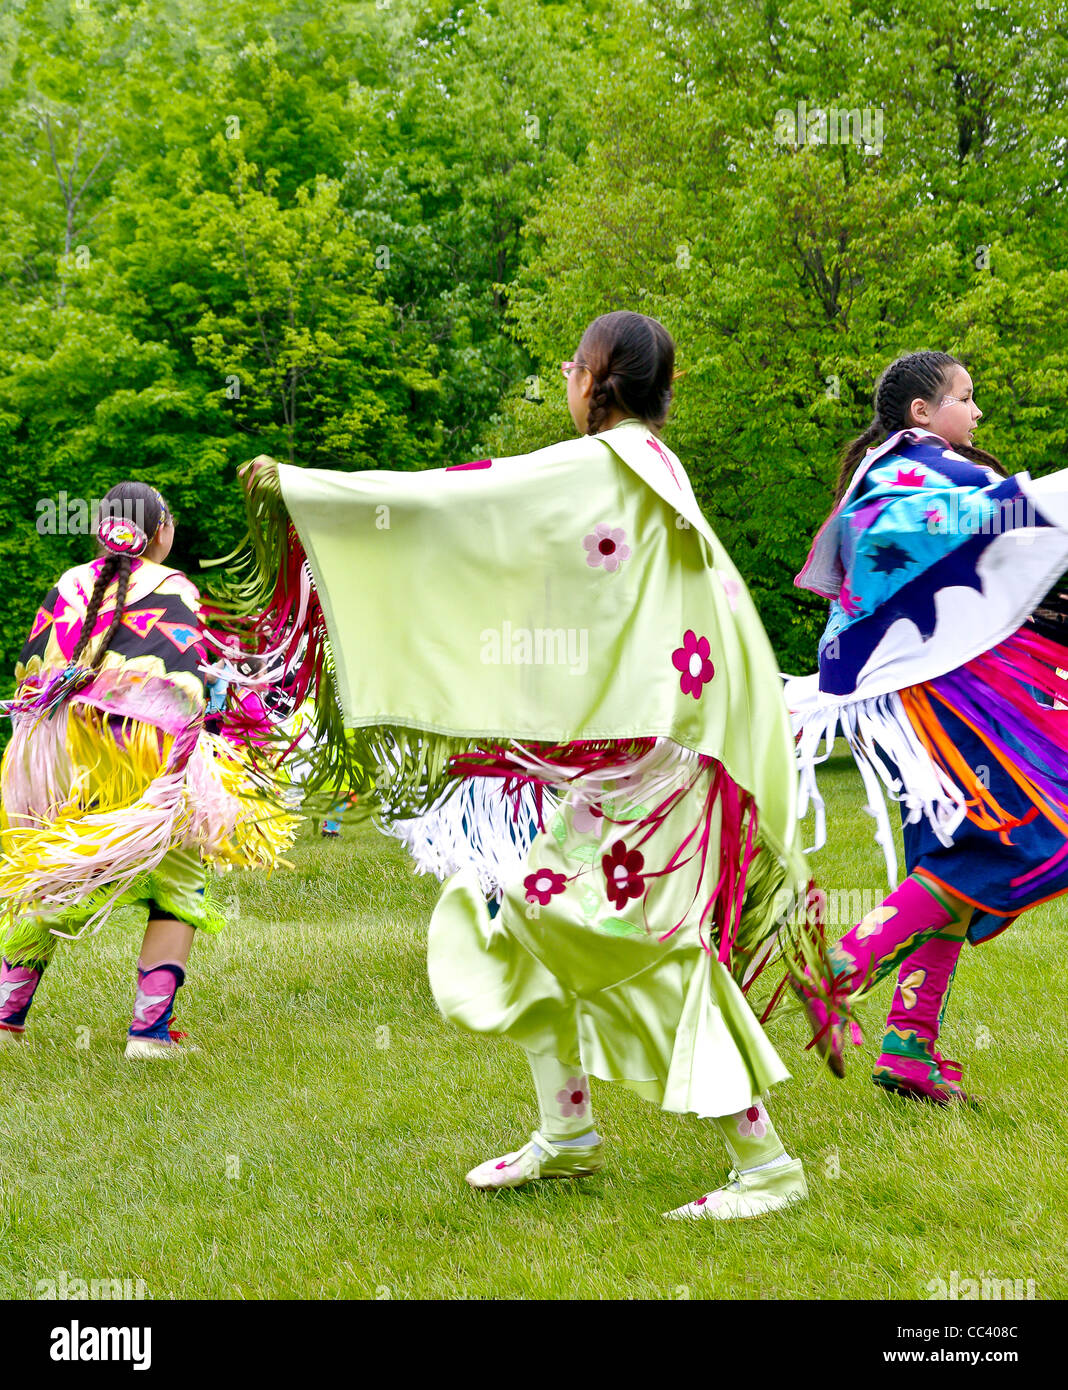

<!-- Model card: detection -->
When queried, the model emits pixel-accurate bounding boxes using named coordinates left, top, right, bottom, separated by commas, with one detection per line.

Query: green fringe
left=732, top=833, right=833, bottom=1024
left=1, top=870, right=229, bottom=964
left=0, top=916, right=58, bottom=966
left=202, top=456, right=365, bottom=799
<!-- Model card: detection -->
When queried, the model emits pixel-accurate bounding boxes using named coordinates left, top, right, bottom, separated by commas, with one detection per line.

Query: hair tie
left=98, top=513, right=149, bottom=556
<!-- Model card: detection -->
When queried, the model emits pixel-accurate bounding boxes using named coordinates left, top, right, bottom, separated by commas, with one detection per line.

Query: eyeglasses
left=561, top=361, right=585, bottom=379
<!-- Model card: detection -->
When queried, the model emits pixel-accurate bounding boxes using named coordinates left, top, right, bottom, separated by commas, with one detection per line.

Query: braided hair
left=576, top=311, right=676, bottom=437
left=833, top=351, right=1006, bottom=504
left=70, top=482, right=171, bottom=670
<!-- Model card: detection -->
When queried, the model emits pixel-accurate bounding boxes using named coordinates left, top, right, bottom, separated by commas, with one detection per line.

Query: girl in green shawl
left=225, top=312, right=818, bottom=1220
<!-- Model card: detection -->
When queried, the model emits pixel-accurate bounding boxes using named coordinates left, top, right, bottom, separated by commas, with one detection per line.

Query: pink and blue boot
left=873, top=930, right=976, bottom=1105
left=795, top=876, right=959, bottom=1078
left=0, top=958, right=46, bottom=1042
left=125, top=960, right=195, bottom=1059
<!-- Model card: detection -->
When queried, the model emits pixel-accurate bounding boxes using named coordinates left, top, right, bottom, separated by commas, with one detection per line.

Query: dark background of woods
left=2, top=0, right=1066, bottom=685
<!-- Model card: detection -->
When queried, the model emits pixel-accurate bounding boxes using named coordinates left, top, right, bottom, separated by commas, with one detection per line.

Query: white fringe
left=784, top=673, right=969, bottom=888
left=383, top=777, right=558, bottom=901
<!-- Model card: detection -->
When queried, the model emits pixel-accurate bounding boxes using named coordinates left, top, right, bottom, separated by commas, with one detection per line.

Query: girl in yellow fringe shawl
left=0, top=482, right=295, bottom=1058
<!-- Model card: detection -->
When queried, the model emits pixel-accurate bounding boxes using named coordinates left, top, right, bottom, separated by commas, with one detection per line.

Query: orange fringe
left=900, top=683, right=1068, bottom=839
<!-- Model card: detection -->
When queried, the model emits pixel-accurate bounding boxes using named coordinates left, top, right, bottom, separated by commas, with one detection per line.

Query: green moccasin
left=664, top=1158, right=808, bottom=1220
left=466, top=1130, right=604, bottom=1190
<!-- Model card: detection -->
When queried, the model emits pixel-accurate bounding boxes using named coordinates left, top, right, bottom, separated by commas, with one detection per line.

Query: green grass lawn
left=1, top=756, right=1064, bottom=1300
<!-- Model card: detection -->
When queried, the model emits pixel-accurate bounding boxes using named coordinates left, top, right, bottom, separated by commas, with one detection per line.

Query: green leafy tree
left=493, top=0, right=1068, bottom=669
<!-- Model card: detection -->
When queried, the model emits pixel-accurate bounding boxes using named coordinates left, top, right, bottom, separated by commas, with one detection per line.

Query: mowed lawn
left=1, top=755, right=1063, bottom=1301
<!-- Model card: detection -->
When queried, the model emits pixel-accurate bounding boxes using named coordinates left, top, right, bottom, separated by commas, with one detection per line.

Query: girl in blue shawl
left=789, top=351, right=1068, bottom=1103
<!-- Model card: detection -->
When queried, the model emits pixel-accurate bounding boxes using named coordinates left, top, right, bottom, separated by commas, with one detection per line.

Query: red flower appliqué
left=602, top=840, right=646, bottom=910
left=672, top=630, right=715, bottom=700
left=524, top=869, right=567, bottom=906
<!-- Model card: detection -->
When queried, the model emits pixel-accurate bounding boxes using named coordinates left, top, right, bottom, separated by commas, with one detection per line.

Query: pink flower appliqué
left=524, top=869, right=567, bottom=906
left=672, top=630, right=715, bottom=700
left=572, top=797, right=605, bottom=836
left=555, top=1076, right=590, bottom=1119
left=693, top=1192, right=725, bottom=1211
left=583, top=523, right=631, bottom=573
left=736, top=1103, right=768, bottom=1139
left=602, top=840, right=646, bottom=910
left=716, top=571, right=742, bottom=612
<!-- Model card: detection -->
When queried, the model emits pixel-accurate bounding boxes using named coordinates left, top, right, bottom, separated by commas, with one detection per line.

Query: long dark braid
left=577, top=311, right=676, bottom=437
left=70, top=481, right=169, bottom=670
left=586, top=373, right=622, bottom=439
left=833, top=351, right=1006, bottom=504
left=70, top=554, right=133, bottom=669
